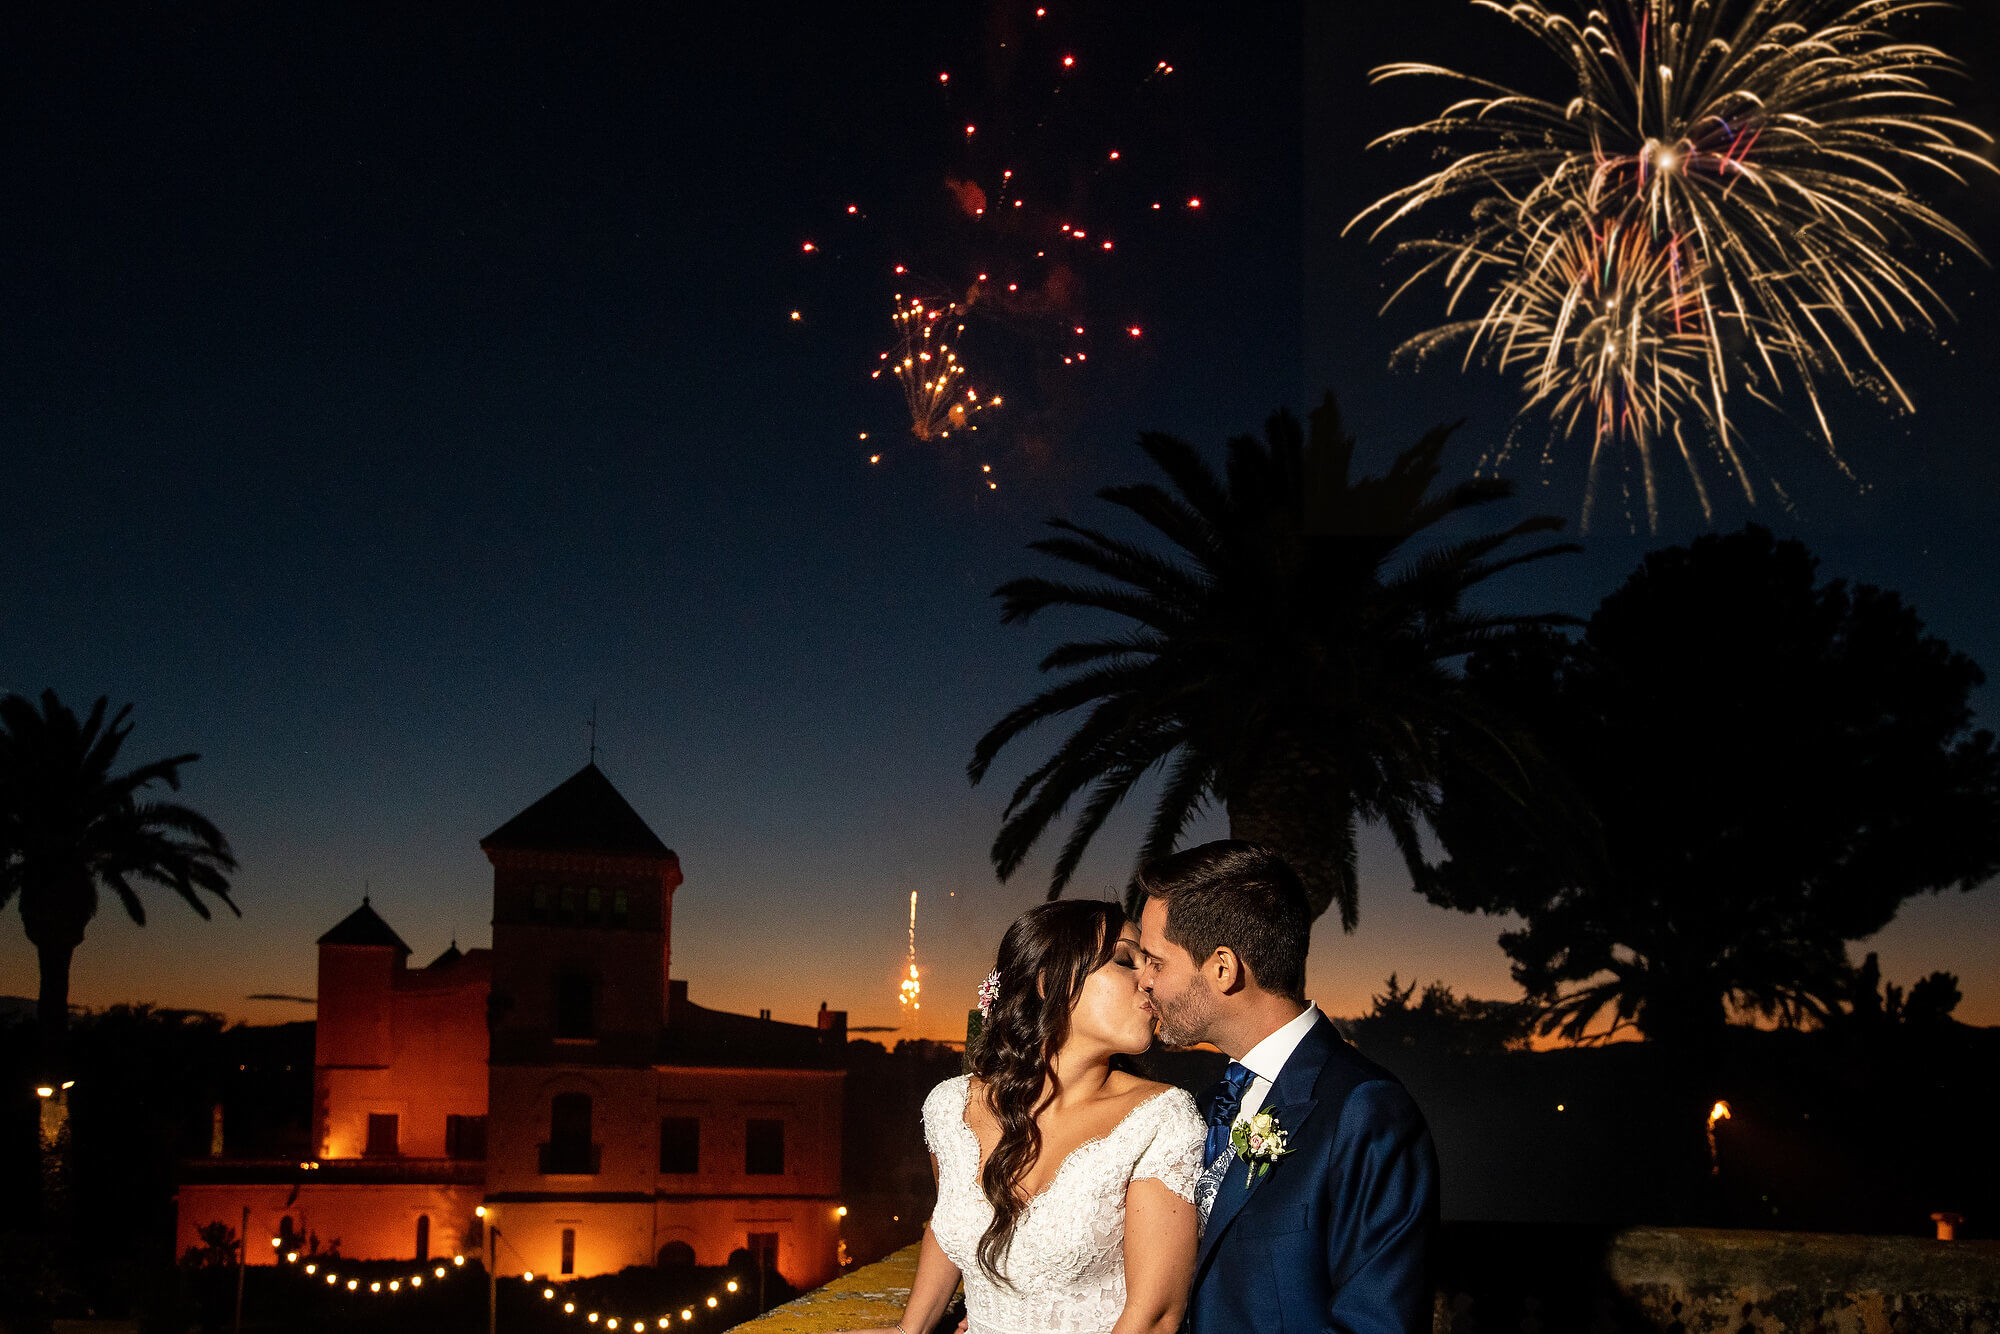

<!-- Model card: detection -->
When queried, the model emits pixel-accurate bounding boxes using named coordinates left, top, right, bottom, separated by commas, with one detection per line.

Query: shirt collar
left=1238, top=1001, right=1319, bottom=1084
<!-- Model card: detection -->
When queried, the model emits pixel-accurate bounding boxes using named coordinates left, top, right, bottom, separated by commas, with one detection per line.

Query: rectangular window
left=541, top=1094, right=598, bottom=1174
left=746, top=1231, right=779, bottom=1270
left=659, top=1117, right=700, bottom=1174
left=557, top=886, right=576, bottom=921
left=745, top=1118, right=784, bottom=1176
left=364, top=1113, right=399, bottom=1158
left=555, top=973, right=594, bottom=1039
left=612, top=889, right=629, bottom=925
left=446, top=1114, right=487, bottom=1161
left=586, top=885, right=602, bottom=920
left=530, top=885, right=549, bottom=922
left=561, top=1228, right=576, bottom=1276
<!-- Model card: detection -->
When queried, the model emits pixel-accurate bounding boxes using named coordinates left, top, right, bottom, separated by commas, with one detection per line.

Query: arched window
left=657, top=1240, right=696, bottom=1269
left=554, top=972, right=594, bottom=1039
left=541, top=1093, right=597, bottom=1174
left=415, top=1215, right=430, bottom=1261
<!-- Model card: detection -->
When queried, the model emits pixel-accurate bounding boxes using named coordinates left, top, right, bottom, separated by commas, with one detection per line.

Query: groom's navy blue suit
left=1188, top=1012, right=1438, bottom=1334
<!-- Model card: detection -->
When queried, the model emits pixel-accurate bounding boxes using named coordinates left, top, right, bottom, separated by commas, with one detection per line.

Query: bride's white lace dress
left=921, top=1074, right=1207, bottom=1334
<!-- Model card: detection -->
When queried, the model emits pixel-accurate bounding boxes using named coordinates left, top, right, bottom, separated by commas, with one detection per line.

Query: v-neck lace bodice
left=922, top=1074, right=1206, bottom=1334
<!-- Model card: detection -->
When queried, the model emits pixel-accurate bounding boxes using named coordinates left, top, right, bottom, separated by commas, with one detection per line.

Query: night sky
left=4, top=1, right=1995, bottom=1040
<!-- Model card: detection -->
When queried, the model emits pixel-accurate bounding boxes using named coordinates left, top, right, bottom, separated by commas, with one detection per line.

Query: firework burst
left=1350, top=0, right=1996, bottom=530
left=873, top=295, right=1001, bottom=442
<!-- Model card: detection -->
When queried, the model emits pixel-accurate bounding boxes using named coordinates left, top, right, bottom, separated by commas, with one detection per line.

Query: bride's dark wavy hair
left=965, top=898, right=1127, bottom=1285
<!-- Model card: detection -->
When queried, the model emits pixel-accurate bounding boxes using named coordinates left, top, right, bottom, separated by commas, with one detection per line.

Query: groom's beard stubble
left=1152, top=978, right=1216, bottom=1050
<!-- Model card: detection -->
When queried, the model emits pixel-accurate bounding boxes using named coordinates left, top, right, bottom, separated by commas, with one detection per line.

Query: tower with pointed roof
left=481, top=761, right=685, bottom=1066
left=480, top=762, right=843, bottom=1285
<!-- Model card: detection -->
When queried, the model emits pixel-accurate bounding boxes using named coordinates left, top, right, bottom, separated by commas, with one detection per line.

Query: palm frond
left=992, top=576, right=1184, bottom=632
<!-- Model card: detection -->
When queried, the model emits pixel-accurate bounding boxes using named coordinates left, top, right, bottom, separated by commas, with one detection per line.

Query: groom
left=1135, top=841, right=1438, bottom=1334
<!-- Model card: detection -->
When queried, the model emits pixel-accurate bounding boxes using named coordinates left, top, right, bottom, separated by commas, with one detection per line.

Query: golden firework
left=1349, top=0, right=1997, bottom=530
left=876, top=296, right=994, bottom=442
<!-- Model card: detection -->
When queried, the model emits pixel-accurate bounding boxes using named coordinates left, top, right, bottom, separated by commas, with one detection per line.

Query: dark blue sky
left=4, top=1, right=1995, bottom=1036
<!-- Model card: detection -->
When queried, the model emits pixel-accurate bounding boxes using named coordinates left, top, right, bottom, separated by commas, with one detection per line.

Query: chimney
left=817, top=1002, right=847, bottom=1041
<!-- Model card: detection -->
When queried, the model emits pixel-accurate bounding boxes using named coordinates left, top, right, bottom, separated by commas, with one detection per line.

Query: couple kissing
left=848, top=839, right=1439, bottom=1334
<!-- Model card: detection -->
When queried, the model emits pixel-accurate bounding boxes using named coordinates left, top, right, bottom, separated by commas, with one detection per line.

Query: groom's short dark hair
left=1134, top=841, right=1310, bottom=1001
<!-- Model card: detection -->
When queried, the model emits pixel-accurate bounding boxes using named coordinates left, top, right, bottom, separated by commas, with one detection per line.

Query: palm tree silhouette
left=970, top=393, right=1579, bottom=928
left=0, top=689, right=238, bottom=1075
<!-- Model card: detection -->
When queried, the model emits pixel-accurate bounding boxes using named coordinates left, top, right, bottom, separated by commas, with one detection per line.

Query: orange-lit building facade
left=176, top=764, right=847, bottom=1290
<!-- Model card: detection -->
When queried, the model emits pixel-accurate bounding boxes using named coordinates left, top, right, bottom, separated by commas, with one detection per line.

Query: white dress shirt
left=1194, top=1001, right=1323, bottom=1222
left=1234, top=1001, right=1320, bottom=1119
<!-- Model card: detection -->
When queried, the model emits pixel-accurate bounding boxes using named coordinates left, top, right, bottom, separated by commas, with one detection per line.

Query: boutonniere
left=1230, top=1108, right=1293, bottom=1184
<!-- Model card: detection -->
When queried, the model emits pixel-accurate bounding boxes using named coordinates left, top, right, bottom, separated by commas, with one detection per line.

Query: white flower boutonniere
left=1230, top=1108, right=1292, bottom=1185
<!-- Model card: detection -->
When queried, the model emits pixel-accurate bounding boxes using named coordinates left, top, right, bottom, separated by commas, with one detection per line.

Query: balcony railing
left=538, top=1141, right=601, bottom=1175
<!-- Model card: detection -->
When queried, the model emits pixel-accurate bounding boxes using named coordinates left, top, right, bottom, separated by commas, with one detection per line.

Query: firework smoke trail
left=1348, top=0, right=1997, bottom=530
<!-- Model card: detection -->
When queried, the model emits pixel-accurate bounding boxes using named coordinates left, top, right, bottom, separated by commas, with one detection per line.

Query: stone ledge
left=730, top=1227, right=2000, bottom=1334
left=723, top=1244, right=923, bottom=1333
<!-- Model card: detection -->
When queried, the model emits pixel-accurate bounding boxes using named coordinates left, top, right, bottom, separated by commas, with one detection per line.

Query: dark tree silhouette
left=970, top=392, right=1579, bottom=927
left=1346, top=973, right=1535, bottom=1058
left=1427, top=526, right=2000, bottom=1046
left=1845, top=952, right=1964, bottom=1029
left=0, top=690, right=238, bottom=1075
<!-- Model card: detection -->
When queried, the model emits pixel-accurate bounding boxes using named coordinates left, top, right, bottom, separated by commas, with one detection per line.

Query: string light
left=276, top=1243, right=468, bottom=1301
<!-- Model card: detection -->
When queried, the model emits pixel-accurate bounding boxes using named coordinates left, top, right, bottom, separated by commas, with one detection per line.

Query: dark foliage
left=840, top=1038, right=966, bottom=1270
left=1344, top=973, right=1536, bottom=1058
left=1427, top=525, right=2000, bottom=1046
left=0, top=689, right=238, bottom=1072
left=0, top=1006, right=313, bottom=1326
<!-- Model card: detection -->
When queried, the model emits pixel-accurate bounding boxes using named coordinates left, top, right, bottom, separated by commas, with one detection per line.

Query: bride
left=849, top=899, right=1207, bottom=1334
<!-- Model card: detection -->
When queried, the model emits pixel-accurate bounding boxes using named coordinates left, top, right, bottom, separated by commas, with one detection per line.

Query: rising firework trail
left=1349, top=0, right=1997, bottom=531
left=898, top=890, right=922, bottom=1012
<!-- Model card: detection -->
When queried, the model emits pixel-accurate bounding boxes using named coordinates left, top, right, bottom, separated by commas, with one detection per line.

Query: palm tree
left=0, top=689, right=238, bottom=1075
left=969, top=393, right=1580, bottom=928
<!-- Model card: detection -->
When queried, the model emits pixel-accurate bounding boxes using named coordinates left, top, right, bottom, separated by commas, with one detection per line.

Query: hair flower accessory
left=976, top=970, right=1002, bottom=1017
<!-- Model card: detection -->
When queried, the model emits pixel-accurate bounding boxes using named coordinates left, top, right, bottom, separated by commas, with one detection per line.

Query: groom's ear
left=1208, top=946, right=1246, bottom=995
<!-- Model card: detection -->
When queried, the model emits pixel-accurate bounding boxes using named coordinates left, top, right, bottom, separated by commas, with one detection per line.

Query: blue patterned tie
left=1204, top=1061, right=1255, bottom=1166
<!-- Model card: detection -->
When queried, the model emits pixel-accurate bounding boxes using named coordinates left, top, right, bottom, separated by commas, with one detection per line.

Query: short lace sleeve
left=1129, top=1088, right=1206, bottom=1203
left=921, top=1074, right=971, bottom=1158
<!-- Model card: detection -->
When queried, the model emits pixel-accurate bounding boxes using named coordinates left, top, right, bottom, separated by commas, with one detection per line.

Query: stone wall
left=726, top=1226, right=2000, bottom=1334
left=721, top=1243, right=927, bottom=1333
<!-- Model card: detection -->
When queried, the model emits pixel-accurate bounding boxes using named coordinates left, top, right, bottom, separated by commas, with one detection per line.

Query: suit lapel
left=1194, top=1014, right=1341, bottom=1274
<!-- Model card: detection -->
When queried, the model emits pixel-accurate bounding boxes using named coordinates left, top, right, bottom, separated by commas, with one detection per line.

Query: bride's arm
left=1111, top=1177, right=1198, bottom=1334
left=849, top=1154, right=962, bottom=1334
